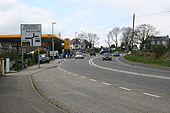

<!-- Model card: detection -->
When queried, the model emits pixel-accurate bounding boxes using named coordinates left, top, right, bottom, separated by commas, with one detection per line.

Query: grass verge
left=124, top=54, right=170, bottom=67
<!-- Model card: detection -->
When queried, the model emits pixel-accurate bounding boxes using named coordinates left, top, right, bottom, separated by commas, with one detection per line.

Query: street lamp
left=52, top=22, right=56, bottom=60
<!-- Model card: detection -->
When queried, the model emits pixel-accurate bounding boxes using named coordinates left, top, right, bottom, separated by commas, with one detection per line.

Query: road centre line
left=73, top=74, right=79, bottom=76
left=143, top=93, right=161, bottom=98
left=80, top=76, right=86, bottom=79
left=119, top=87, right=132, bottom=91
left=102, top=82, right=112, bottom=86
left=89, top=79, right=97, bottom=82
left=89, top=58, right=170, bottom=80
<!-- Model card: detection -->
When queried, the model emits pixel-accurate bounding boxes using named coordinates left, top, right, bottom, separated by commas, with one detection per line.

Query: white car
left=75, top=52, right=84, bottom=59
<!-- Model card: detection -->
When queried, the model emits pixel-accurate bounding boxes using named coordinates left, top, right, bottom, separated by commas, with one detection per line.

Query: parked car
left=102, top=53, right=112, bottom=61
left=75, top=52, right=84, bottom=59
left=112, top=51, right=120, bottom=57
left=39, top=54, right=49, bottom=63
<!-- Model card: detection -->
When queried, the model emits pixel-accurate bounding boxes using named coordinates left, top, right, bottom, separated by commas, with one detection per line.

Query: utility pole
left=131, top=13, right=135, bottom=53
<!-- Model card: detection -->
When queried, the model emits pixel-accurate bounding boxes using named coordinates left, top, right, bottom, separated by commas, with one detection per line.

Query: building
left=70, top=38, right=91, bottom=50
left=145, top=35, right=170, bottom=49
left=0, top=34, right=64, bottom=54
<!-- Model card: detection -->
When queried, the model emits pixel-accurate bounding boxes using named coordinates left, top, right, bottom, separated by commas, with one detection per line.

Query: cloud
left=0, top=0, right=57, bottom=34
left=94, top=0, right=170, bottom=34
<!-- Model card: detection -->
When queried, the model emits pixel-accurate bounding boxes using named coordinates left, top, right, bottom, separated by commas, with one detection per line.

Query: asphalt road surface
left=32, top=55, right=170, bottom=113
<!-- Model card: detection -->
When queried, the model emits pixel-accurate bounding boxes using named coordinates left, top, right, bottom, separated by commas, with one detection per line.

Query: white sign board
left=50, top=51, right=58, bottom=57
left=21, top=24, right=41, bottom=47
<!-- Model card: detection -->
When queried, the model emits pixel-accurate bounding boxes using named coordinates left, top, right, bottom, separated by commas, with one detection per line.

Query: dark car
left=112, top=52, right=120, bottom=57
left=90, top=50, right=96, bottom=56
left=102, top=53, right=112, bottom=61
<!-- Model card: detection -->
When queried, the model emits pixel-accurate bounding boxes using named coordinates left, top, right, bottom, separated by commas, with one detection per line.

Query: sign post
left=21, top=24, right=42, bottom=68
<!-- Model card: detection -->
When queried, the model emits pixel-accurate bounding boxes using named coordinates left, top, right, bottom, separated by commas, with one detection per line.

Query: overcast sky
left=0, top=0, right=170, bottom=46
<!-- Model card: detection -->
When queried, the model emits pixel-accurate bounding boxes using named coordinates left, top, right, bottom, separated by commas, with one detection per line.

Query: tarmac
left=0, top=59, right=66, bottom=113
left=0, top=55, right=169, bottom=113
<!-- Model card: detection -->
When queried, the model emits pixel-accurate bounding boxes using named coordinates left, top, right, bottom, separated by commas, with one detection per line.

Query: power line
left=137, top=10, right=170, bottom=17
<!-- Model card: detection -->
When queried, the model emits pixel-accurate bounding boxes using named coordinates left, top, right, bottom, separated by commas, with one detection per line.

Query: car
left=75, top=52, right=84, bottom=59
left=90, top=50, right=96, bottom=56
left=102, top=53, right=112, bottom=61
left=112, top=52, right=120, bottom=57
left=39, top=54, right=49, bottom=63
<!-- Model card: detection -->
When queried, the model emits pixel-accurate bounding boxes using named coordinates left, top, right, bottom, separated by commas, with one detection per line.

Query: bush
left=162, top=49, right=170, bottom=62
left=152, top=45, right=167, bottom=58
left=0, top=49, right=19, bottom=60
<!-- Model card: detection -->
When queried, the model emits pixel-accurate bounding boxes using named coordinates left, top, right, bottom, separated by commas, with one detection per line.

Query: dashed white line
left=73, top=74, right=79, bottom=76
left=119, top=87, right=132, bottom=91
left=89, top=79, right=97, bottom=82
left=102, top=82, right=112, bottom=86
left=80, top=76, right=86, bottom=79
left=143, top=93, right=161, bottom=98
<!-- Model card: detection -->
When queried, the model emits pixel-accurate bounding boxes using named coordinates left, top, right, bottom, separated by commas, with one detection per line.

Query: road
left=32, top=55, right=170, bottom=113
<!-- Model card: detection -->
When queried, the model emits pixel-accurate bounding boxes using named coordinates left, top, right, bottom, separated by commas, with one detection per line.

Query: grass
left=124, top=54, right=170, bottom=67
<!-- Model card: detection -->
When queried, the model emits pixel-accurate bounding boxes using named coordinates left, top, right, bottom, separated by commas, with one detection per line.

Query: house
left=145, top=35, right=169, bottom=49
left=70, top=38, right=81, bottom=50
left=70, top=38, right=91, bottom=50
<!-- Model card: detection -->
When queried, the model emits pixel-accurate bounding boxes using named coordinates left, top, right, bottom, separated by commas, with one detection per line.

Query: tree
left=135, top=24, right=159, bottom=50
left=78, top=32, right=100, bottom=48
left=121, top=27, right=133, bottom=51
left=107, top=27, right=120, bottom=49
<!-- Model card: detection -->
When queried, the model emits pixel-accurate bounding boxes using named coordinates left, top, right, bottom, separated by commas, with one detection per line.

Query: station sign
left=64, top=38, right=70, bottom=50
left=21, top=24, right=41, bottom=47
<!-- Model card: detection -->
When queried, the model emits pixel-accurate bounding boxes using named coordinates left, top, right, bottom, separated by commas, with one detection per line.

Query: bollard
left=0, top=58, right=4, bottom=76
left=6, top=58, right=10, bottom=73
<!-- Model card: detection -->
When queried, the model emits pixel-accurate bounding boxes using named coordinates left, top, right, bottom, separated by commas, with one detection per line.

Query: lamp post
left=52, top=22, right=56, bottom=60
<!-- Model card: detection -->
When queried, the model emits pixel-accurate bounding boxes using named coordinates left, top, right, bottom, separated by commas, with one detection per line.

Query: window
left=162, top=41, right=166, bottom=45
left=157, top=41, right=160, bottom=45
left=151, top=41, right=155, bottom=45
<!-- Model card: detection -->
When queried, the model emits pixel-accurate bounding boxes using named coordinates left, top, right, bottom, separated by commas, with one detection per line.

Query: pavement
left=0, top=59, right=66, bottom=113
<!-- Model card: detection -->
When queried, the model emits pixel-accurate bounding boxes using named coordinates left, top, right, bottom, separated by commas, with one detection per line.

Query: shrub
left=162, top=49, right=170, bottom=62
left=152, top=45, right=167, bottom=58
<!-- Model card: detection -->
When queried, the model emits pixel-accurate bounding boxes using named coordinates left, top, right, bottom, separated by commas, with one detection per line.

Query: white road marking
left=143, top=93, right=161, bottom=98
left=89, top=58, right=170, bottom=80
left=89, top=79, right=97, bottom=82
left=80, top=76, right=86, bottom=79
left=119, top=87, right=132, bottom=91
left=73, top=74, right=79, bottom=76
left=102, top=82, right=112, bottom=86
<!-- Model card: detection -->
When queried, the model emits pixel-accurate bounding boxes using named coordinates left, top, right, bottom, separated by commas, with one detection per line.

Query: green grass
left=124, top=54, right=170, bottom=67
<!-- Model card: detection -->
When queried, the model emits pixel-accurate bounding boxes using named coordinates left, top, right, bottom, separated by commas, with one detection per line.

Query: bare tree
left=121, top=27, right=133, bottom=51
left=78, top=32, right=100, bottom=48
left=135, top=24, right=159, bottom=50
left=87, top=33, right=100, bottom=48
left=107, top=27, right=120, bottom=49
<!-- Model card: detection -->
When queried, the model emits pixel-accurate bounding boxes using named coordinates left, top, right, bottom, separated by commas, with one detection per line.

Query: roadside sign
left=64, top=38, right=70, bottom=49
left=21, top=24, right=41, bottom=47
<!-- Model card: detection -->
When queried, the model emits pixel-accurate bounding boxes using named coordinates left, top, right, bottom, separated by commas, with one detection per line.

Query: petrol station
left=0, top=34, right=64, bottom=54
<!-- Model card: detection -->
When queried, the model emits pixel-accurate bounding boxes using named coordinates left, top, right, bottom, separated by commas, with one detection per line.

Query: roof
left=0, top=34, right=64, bottom=41
left=146, top=35, right=169, bottom=41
